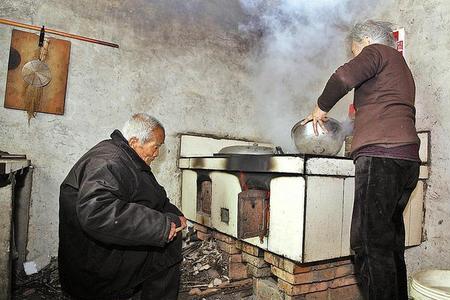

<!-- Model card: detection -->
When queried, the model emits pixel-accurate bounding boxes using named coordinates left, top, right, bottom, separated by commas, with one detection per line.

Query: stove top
left=212, top=153, right=351, bottom=160
left=180, top=153, right=354, bottom=176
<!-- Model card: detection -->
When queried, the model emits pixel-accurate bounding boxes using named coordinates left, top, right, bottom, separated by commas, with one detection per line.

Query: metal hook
left=38, top=26, right=45, bottom=47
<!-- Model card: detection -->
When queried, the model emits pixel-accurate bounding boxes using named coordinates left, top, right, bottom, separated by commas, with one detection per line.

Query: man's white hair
left=121, top=113, right=164, bottom=144
left=350, top=20, right=396, bottom=48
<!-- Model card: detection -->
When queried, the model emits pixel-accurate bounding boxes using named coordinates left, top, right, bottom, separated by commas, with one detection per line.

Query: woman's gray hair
left=349, top=20, right=396, bottom=48
left=121, top=113, right=164, bottom=144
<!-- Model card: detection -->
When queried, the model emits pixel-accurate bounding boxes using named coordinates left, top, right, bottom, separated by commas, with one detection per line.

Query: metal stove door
left=237, top=189, right=268, bottom=240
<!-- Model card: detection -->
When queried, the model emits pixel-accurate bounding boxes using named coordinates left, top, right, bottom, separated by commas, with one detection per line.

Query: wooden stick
left=218, top=278, right=253, bottom=289
left=187, top=278, right=253, bottom=297
left=0, top=17, right=119, bottom=48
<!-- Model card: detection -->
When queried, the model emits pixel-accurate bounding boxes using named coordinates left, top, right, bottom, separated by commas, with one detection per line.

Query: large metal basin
left=291, top=118, right=345, bottom=156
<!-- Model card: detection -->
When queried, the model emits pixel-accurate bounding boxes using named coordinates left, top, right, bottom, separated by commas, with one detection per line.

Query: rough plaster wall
left=386, top=0, right=450, bottom=276
left=0, top=0, right=448, bottom=278
left=0, top=0, right=261, bottom=268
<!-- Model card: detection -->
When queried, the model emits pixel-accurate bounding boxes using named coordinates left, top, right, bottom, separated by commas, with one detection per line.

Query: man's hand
left=179, top=216, right=187, bottom=230
left=168, top=222, right=177, bottom=241
left=300, top=105, right=328, bottom=136
left=168, top=217, right=187, bottom=242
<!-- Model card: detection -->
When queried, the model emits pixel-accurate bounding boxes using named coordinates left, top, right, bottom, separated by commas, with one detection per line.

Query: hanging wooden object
left=4, top=29, right=71, bottom=118
left=0, top=18, right=119, bottom=48
left=1, top=18, right=118, bottom=121
left=22, top=27, right=52, bottom=122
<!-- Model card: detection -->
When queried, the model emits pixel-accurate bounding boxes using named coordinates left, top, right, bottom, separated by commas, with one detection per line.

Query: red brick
left=303, top=290, right=329, bottom=300
left=229, top=262, right=248, bottom=280
left=329, top=284, right=364, bottom=300
left=242, top=252, right=269, bottom=268
left=271, top=264, right=355, bottom=285
left=278, top=279, right=328, bottom=296
left=212, top=231, right=236, bottom=243
left=196, top=231, right=211, bottom=241
left=329, top=275, right=359, bottom=288
left=247, top=264, right=272, bottom=278
left=235, top=241, right=263, bottom=257
left=306, top=261, right=343, bottom=272
left=193, top=223, right=209, bottom=233
left=334, top=259, right=353, bottom=266
left=228, top=253, right=243, bottom=263
left=272, top=266, right=311, bottom=284
left=334, top=264, right=355, bottom=278
left=306, top=259, right=353, bottom=272
left=264, top=252, right=312, bottom=274
left=217, top=240, right=241, bottom=255
left=271, top=266, right=327, bottom=285
left=284, top=284, right=362, bottom=300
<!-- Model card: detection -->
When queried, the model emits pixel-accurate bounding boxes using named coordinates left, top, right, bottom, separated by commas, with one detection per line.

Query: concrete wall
left=386, top=0, right=450, bottom=276
left=0, top=0, right=262, bottom=268
left=0, top=0, right=449, bottom=278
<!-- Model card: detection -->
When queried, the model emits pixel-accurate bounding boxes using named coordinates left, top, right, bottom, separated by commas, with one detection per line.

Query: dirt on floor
left=12, top=230, right=254, bottom=300
left=12, top=258, right=68, bottom=300
left=178, top=237, right=253, bottom=299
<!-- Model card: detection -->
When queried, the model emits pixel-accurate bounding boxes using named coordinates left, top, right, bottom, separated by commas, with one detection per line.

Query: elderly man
left=58, top=113, right=186, bottom=300
left=302, top=20, right=420, bottom=299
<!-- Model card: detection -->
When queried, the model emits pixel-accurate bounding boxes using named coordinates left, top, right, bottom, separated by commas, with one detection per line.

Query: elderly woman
left=302, top=20, right=420, bottom=299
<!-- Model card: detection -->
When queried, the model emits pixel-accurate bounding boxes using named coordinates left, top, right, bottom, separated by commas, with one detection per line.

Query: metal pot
left=218, top=145, right=277, bottom=155
left=291, top=118, right=345, bottom=156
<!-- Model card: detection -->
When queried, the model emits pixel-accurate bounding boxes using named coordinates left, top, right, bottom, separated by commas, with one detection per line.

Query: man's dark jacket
left=58, top=130, right=183, bottom=299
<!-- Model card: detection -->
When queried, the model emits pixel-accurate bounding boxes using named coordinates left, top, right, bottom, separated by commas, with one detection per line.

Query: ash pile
left=179, top=228, right=253, bottom=299
left=12, top=258, right=68, bottom=300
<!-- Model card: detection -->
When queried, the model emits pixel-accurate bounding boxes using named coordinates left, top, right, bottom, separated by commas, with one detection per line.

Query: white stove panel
left=304, top=176, right=345, bottom=262
left=210, top=172, right=240, bottom=237
left=306, top=157, right=355, bottom=176
left=268, top=177, right=305, bottom=262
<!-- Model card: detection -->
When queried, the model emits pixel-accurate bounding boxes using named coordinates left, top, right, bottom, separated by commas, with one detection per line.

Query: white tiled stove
left=178, top=133, right=430, bottom=263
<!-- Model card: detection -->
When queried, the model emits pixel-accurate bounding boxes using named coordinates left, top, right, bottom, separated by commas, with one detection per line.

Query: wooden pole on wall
left=0, top=17, right=119, bottom=48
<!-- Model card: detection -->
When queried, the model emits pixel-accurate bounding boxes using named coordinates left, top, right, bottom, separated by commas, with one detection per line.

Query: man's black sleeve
left=76, top=161, right=172, bottom=247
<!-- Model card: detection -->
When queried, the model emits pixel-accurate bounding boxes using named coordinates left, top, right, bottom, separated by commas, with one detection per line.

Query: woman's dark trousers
left=351, top=156, right=419, bottom=300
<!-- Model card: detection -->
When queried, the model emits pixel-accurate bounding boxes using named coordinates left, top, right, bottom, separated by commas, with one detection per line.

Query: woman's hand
left=300, top=105, right=328, bottom=136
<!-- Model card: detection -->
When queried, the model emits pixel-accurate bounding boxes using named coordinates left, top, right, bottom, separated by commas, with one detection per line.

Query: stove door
left=237, top=189, right=268, bottom=239
left=197, top=180, right=212, bottom=215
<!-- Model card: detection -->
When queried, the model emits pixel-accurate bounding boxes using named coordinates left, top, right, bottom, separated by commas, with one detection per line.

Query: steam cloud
left=239, top=0, right=390, bottom=152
